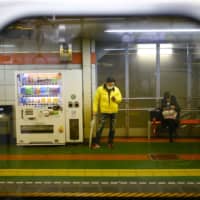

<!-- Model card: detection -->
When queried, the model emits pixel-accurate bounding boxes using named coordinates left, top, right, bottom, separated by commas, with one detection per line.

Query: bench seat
left=147, top=119, right=200, bottom=139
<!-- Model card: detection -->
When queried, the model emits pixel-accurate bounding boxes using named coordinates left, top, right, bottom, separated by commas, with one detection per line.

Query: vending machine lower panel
left=17, top=124, right=65, bottom=145
left=20, top=125, right=54, bottom=133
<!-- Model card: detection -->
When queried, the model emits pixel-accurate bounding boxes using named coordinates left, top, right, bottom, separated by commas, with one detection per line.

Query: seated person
left=160, top=91, right=180, bottom=142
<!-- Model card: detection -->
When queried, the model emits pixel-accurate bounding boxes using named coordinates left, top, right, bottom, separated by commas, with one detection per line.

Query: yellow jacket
left=93, top=84, right=122, bottom=114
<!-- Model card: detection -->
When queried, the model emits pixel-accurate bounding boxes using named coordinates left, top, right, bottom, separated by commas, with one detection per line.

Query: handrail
left=123, top=97, right=162, bottom=100
left=119, top=108, right=200, bottom=112
left=119, top=108, right=155, bottom=111
left=123, top=97, right=200, bottom=100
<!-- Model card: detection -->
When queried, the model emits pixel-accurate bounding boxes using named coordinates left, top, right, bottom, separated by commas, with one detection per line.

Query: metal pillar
left=156, top=43, right=160, bottom=107
left=186, top=44, right=192, bottom=109
left=91, top=40, right=97, bottom=98
left=82, top=39, right=92, bottom=139
left=125, top=46, right=130, bottom=136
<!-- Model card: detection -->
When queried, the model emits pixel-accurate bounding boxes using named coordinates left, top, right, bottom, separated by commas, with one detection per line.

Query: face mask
left=107, top=86, right=114, bottom=90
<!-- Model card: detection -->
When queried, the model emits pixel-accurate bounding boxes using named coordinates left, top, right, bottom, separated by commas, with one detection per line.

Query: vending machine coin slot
left=24, top=108, right=36, bottom=120
left=21, top=109, right=24, bottom=119
left=68, top=102, right=73, bottom=108
left=74, top=101, right=79, bottom=108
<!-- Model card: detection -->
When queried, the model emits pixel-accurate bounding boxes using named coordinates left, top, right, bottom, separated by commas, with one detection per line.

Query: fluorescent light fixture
left=103, top=44, right=173, bottom=54
left=0, top=44, right=16, bottom=48
left=137, top=44, right=155, bottom=55
left=104, top=47, right=137, bottom=51
left=160, top=44, right=173, bottom=54
left=105, top=29, right=200, bottom=33
left=137, top=49, right=155, bottom=55
left=160, top=49, right=172, bottom=54
left=137, top=44, right=173, bottom=49
left=137, top=44, right=155, bottom=49
left=137, top=49, right=172, bottom=55
left=137, top=43, right=172, bottom=55
left=160, top=44, right=173, bottom=49
left=104, top=48, right=126, bottom=51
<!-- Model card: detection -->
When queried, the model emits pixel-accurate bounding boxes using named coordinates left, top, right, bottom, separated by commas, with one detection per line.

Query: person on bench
left=161, top=91, right=180, bottom=142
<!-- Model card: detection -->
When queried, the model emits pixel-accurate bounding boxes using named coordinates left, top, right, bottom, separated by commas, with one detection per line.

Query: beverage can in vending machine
left=40, top=86, right=48, bottom=96
left=41, top=97, right=46, bottom=104
left=47, top=97, right=52, bottom=104
left=35, top=87, right=40, bottom=95
left=53, top=97, right=59, bottom=104
left=25, top=86, right=33, bottom=95
left=20, top=87, right=26, bottom=95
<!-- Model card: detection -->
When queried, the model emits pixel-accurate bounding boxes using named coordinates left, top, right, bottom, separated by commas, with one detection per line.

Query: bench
left=147, top=119, right=200, bottom=139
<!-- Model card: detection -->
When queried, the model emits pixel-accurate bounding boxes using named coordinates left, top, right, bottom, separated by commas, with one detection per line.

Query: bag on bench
left=162, top=109, right=177, bottom=120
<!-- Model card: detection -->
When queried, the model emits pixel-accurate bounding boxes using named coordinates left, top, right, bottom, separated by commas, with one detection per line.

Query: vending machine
left=15, top=71, right=65, bottom=145
left=15, top=70, right=83, bottom=145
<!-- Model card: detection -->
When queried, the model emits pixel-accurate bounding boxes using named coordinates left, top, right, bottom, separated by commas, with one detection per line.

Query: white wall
left=0, top=39, right=82, bottom=140
left=0, top=39, right=81, bottom=106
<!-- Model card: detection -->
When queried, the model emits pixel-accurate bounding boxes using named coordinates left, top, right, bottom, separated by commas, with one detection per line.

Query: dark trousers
left=163, top=119, right=177, bottom=142
left=95, top=113, right=116, bottom=145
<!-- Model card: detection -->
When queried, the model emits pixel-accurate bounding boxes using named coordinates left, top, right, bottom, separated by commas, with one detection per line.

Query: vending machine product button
left=58, top=126, right=64, bottom=133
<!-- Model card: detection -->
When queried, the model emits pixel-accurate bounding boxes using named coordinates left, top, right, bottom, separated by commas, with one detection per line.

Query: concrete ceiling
left=1, top=16, right=200, bottom=44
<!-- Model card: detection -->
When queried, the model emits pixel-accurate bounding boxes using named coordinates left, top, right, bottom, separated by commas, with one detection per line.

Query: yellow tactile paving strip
left=0, top=169, right=200, bottom=177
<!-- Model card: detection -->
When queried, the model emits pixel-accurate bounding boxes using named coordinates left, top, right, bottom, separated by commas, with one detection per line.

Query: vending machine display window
left=17, top=72, right=62, bottom=107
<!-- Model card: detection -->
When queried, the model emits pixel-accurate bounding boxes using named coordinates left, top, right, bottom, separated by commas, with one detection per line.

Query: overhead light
left=137, top=49, right=155, bottom=55
left=105, top=29, right=200, bottom=33
left=160, top=49, right=173, bottom=54
left=160, top=44, right=173, bottom=49
left=137, top=49, right=173, bottom=55
left=103, top=44, right=173, bottom=54
left=137, top=44, right=173, bottom=55
left=104, top=48, right=126, bottom=51
left=137, top=44, right=156, bottom=49
left=137, top=44, right=173, bottom=49
left=0, top=44, right=16, bottom=48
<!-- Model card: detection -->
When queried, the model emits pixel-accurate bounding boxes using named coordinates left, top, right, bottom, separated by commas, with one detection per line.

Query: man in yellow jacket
left=92, top=77, right=122, bottom=149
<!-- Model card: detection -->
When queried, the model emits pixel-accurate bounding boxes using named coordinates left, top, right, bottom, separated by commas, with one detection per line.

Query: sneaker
left=92, top=144, right=101, bottom=149
left=108, top=143, right=114, bottom=149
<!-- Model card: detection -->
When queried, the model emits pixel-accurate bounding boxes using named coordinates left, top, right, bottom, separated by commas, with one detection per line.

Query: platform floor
left=0, top=137, right=199, bottom=198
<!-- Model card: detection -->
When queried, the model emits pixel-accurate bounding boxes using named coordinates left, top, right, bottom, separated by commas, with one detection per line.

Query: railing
left=118, top=97, right=200, bottom=137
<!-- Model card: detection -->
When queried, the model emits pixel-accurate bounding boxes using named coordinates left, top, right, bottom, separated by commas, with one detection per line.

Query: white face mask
left=106, top=82, right=115, bottom=90
left=107, top=86, right=114, bottom=90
